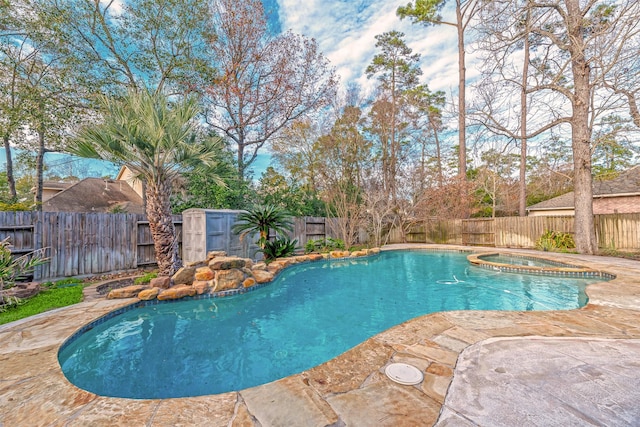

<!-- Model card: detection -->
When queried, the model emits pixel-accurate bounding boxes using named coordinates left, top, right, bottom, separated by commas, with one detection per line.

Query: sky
left=5, top=0, right=470, bottom=181
left=271, top=0, right=476, bottom=98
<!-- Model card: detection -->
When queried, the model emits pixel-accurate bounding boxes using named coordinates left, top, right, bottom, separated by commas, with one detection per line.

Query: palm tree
left=232, top=205, right=293, bottom=249
left=71, top=89, right=222, bottom=276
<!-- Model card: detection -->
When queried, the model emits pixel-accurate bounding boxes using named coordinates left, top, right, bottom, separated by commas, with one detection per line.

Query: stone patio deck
left=1, top=245, right=639, bottom=426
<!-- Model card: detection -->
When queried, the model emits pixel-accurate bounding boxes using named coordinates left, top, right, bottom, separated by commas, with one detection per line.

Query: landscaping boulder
left=330, top=250, right=351, bottom=258
left=252, top=262, right=267, bottom=271
left=194, top=267, right=215, bottom=281
left=10, top=282, right=41, bottom=299
left=308, top=253, right=324, bottom=262
left=252, top=269, right=274, bottom=284
left=138, top=288, right=160, bottom=301
left=193, top=280, right=213, bottom=295
left=150, top=276, right=171, bottom=289
left=350, top=250, right=368, bottom=257
left=158, top=285, right=196, bottom=301
left=209, top=256, right=249, bottom=271
left=206, top=251, right=227, bottom=261
left=243, top=277, right=257, bottom=288
left=108, top=285, right=147, bottom=299
left=267, top=263, right=284, bottom=275
left=215, top=268, right=245, bottom=291
left=172, top=267, right=196, bottom=285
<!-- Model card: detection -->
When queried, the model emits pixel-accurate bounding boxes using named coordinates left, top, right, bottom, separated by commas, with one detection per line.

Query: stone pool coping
left=466, top=251, right=612, bottom=277
left=1, top=244, right=640, bottom=426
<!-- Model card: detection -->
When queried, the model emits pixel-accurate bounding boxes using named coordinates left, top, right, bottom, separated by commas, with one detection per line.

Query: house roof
left=42, top=178, right=145, bottom=214
left=42, top=181, right=75, bottom=191
left=528, top=166, right=640, bottom=211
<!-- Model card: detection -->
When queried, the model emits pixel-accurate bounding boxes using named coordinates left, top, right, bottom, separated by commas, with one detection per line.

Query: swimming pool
left=58, top=250, right=601, bottom=399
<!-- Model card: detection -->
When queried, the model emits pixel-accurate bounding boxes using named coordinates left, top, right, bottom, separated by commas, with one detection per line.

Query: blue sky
left=5, top=0, right=468, bottom=181
left=272, top=0, right=472, bottom=97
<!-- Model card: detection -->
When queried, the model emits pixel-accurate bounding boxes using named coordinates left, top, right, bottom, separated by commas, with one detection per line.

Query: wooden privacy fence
left=0, top=211, right=182, bottom=280
left=390, top=213, right=640, bottom=251
left=1, top=211, right=336, bottom=280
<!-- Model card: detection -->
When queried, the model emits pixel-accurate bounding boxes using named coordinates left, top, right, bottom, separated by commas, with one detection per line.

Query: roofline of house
left=594, top=192, right=640, bottom=198
left=526, top=206, right=573, bottom=212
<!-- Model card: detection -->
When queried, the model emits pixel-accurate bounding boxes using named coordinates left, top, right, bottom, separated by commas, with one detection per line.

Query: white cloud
left=276, top=0, right=469, bottom=96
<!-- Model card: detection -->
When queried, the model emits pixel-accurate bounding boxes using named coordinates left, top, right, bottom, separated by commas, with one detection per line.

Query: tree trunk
left=434, top=127, right=443, bottom=189
left=3, top=134, right=17, bottom=200
left=519, top=5, right=531, bottom=217
left=34, top=125, right=45, bottom=211
left=237, top=142, right=245, bottom=181
left=567, top=0, right=597, bottom=254
left=456, top=0, right=467, bottom=180
left=145, top=179, right=181, bottom=276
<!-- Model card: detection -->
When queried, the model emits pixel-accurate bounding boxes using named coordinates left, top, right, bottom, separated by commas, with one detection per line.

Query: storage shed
left=182, top=209, right=261, bottom=263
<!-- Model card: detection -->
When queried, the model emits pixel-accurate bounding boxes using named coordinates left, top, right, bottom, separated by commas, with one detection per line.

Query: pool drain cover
left=385, top=363, right=424, bottom=385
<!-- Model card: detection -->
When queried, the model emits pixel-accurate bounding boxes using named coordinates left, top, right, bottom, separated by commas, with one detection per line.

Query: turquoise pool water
left=479, top=254, right=573, bottom=268
left=58, top=251, right=598, bottom=399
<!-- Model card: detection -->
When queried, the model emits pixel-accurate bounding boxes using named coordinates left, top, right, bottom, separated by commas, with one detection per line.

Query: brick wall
left=593, top=195, right=640, bottom=214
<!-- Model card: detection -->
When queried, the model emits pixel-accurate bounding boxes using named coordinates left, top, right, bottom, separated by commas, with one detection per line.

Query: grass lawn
left=0, top=282, right=84, bottom=326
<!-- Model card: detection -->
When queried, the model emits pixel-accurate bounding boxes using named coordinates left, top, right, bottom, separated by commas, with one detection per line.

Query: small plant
left=261, top=237, right=298, bottom=263
left=304, top=237, right=346, bottom=253
left=108, top=205, right=128, bottom=214
left=134, top=272, right=158, bottom=285
left=0, top=295, right=24, bottom=312
left=232, top=205, right=294, bottom=249
left=535, top=230, right=576, bottom=252
left=0, top=237, right=48, bottom=308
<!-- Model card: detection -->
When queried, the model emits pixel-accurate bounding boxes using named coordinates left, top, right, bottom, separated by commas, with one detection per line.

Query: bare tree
left=315, top=106, right=372, bottom=248
left=366, top=31, right=422, bottom=202
left=398, top=0, right=480, bottom=180
left=205, top=0, right=338, bottom=181
left=474, top=0, right=640, bottom=253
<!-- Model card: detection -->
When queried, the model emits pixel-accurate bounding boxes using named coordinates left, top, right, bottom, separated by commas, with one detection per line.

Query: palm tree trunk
left=145, top=179, right=181, bottom=276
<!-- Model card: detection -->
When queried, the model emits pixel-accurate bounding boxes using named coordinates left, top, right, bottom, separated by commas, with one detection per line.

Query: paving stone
left=0, top=369, right=97, bottom=426
left=241, top=376, right=338, bottom=427
left=303, top=339, right=395, bottom=396
left=403, top=341, right=459, bottom=367
left=65, top=398, right=159, bottom=427
left=151, top=393, right=237, bottom=427
left=326, top=379, right=441, bottom=426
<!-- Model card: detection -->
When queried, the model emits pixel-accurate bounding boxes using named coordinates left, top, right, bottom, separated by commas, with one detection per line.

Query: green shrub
left=304, top=237, right=345, bottom=254
left=535, top=230, right=576, bottom=252
left=261, top=237, right=298, bottom=263
left=0, top=201, right=34, bottom=211
left=134, top=272, right=158, bottom=285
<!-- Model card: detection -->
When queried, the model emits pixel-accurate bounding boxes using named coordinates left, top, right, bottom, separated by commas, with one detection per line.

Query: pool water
left=479, top=254, right=573, bottom=268
left=58, top=251, right=598, bottom=399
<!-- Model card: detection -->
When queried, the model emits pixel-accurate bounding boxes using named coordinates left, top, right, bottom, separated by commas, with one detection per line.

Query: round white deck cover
left=385, top=363, right=424, bottom=385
